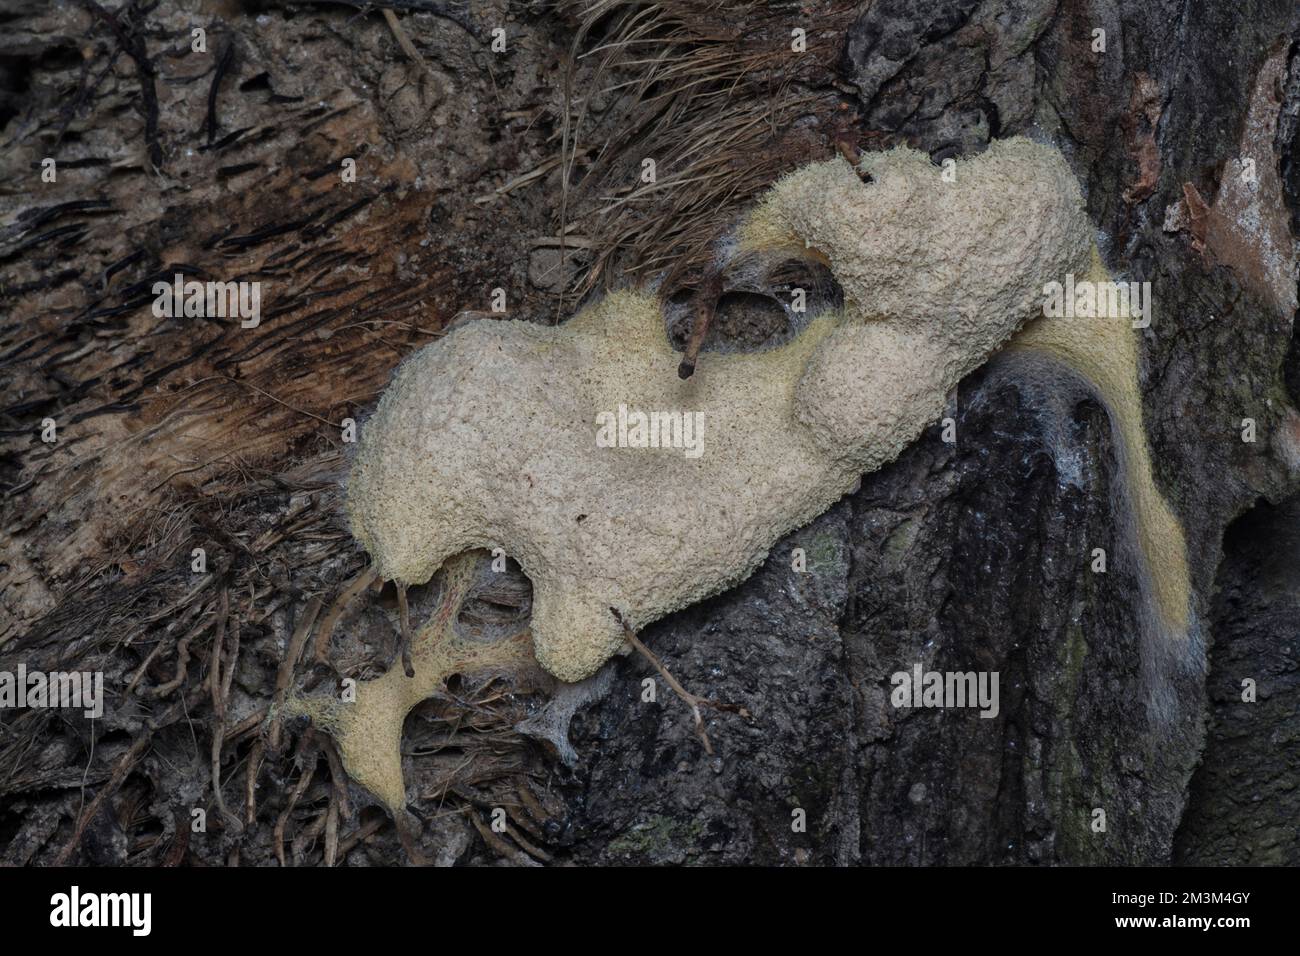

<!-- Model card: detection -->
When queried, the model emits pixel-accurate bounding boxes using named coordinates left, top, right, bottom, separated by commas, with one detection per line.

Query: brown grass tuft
left=555, top=0, right=859, bottom=300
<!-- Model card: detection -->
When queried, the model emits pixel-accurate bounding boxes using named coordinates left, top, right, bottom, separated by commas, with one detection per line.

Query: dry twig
left=612, top=607, right=715, bottom=755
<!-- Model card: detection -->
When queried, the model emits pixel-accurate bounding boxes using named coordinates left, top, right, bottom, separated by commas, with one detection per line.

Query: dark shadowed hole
left=398, top=552, right=532, bottom=645
left=664, top=256, right=843, bottom=352
left=239, top=72, right=272, bottom=93
left=665, top=290, right=790, bottom=351
left=456, top=556, right=532, bottom=642
left=1283, top=319, right=1300, bottom=406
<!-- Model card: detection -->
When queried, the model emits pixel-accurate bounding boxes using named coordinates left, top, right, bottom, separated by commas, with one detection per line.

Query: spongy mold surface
left=347, top=136, right=1183, bottom=685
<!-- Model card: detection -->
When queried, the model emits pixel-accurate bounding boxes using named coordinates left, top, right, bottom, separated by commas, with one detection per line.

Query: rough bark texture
left=1, top=0, right=1296, bottom=866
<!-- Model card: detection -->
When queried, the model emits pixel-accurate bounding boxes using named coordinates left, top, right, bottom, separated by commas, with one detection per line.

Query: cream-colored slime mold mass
left=293, top=553, right=533, bottom=811
left=347, top=137, right=1190, bottom=689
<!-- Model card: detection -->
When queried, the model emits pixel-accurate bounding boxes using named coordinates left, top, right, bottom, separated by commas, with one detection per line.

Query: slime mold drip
left=294, top=552, right=535, bottom=812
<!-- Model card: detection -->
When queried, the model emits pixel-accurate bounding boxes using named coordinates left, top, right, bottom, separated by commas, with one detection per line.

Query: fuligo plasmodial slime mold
left=306, top=137, right=1189, bottom=814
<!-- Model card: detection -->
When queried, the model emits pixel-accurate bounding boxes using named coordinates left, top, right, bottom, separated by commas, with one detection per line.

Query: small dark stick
left=836, top=132, right=877, bottom=185
left=395, top=583, right=415, bottom=678
left=677, top=269, right=725, bottom=379
left=835, top=131, right=863, bottom=167
left=395, top=810, right=429, bottom=867
left=611, top=607, right=715, bottom=755
left=205, top=41, right=236, bottom=147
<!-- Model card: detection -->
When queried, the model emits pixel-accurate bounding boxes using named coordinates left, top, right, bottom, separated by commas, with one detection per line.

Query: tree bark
left=0, top=0, right=1296, bottom=866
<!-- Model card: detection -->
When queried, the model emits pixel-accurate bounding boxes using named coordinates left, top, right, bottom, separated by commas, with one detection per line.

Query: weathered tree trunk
left=1, top=0, right=1296, bottom=866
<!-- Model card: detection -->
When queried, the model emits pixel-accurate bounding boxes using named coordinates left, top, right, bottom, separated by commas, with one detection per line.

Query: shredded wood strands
left=556, top=0, right=855, bottom=297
